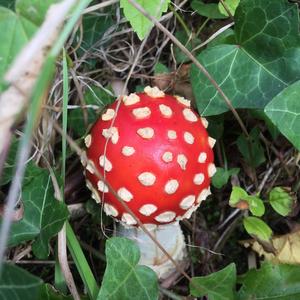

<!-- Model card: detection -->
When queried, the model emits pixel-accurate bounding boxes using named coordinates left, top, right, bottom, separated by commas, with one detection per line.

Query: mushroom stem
left=117, top=222, right=186, bottom=279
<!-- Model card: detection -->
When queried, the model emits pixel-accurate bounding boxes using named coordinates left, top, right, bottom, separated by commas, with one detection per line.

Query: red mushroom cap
left=84, top=86, right=216, bottom=226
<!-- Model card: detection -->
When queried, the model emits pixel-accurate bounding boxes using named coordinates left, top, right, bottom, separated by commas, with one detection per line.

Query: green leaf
left=191, top=0, right=226, bottom=19
left=97, top=237, right=158, bottom=300
left=0, top=263, right=43, bottom=300
left=218, top=0, right=240, bottom=16
left=243, top=216, right=272, bottom=242
left=81, top=12, right=113, bottom=49
left=0, top=0, right=15, bottom=9
left=269, top=187, right=294, bottom=217
left=0, top=7, right=37, bottom=91
left=212, top=167, right=239, bottom=189
left=154, top=62, right=169, bottom=74
left=15, top=0, right=60, bottom=26
left=236, top=127, right=265, bottom=168
left=245, top=195, right=265, bottom=217
left=238, top=262, right=300, bottom=300
left=229, top=186, right=248, bottom=207
left=190, top=263, right=236, bottom=300
left=265, top=80, right=300, bottom=151
left=120, top=0, right=170, bottom=40
left=191, top=0, right=300, bottom=116
left=7, top=165, right=69, bottom=258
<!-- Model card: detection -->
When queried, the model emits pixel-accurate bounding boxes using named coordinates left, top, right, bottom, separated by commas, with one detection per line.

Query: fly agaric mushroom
left=83, top=86, right=216, bottom=278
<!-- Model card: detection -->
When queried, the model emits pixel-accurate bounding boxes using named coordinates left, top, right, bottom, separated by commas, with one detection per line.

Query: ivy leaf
left=97, top=237, right=158, bottom=300
left=212, top=167, right=239, bottom=189
left=0, top=263, right=43, bottom=300
left=243, top=216, right=272, bottom=242
left=120, top=0, right=170, bottom=40
left=237, top=262, right=300, bottom=300
left=190, top=263, right=236, bottom=300
left=7, top=165, right=69, bottom=258
left=236, top=127, right=266, bottom=168
left=0, top=7, right=37, bottom=91
left=15, top=0, right=60, bottom=26
left=191, top=0, right=226, bottom=19
left=265, top=80, right=300, bottom=151
left=269, top=187, right=294, bottom=217
left=191, top=0, right=300, bottom=116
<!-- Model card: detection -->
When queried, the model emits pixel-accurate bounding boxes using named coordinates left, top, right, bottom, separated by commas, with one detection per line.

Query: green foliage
left=120, top=0, right=170, bottom=40
left=237, top=128, right=265, bottom=168
left=229, top=187, right=265, bottom=216
left=15, top=0, right=60, bottom=26
left=218, top=0, right=240, bottom=16
left=191, top=0, right=300, bottom=116
left=265, top=80, right=300, bottom=151
left=212, top=167, right=239, bottom=189
left=0, top=7, right=36, bottom=91
left=7, top=165, right=69, bottom=258
left=269, top=187, right=294, bottom=217
left=237, top=263, right=300, bottom=299
left=190, top=263, right=236, bottom=300
left=0, top=263, right=43, bottom=300
left=97, top=237, right=158, bottom=300
left=40, top=284, right=74, bottom=300
left=243, top=216, right=272, bottom=242
left=191, top=0, right=226, bottom=19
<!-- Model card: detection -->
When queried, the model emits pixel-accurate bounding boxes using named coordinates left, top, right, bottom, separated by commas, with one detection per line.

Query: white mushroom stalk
left=83, top=86, right=215, bottom=278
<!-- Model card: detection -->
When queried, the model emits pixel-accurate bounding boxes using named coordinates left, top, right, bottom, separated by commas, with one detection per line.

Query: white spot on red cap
left=194, top=173, right=205, bottom=185
left=208, top=163, right=217, bottom=177
left=198, top=152, right=207, bottom=163
left=208, top=137, right=216, bottom=148
left=122, top=146, right=135, bottom=156
left=137, top=127, right=154, bottom=139
left=159, top=104, right=172, bottom=117
left=144, top=223, right=157, bottom=230
left=102, top=108, right=115, bottom=121
left=97, top=180, right=109, bottom=193
left=99, top=155, right=112, bottom=172
left=123, top=93, right=140, bottom=106
left=84, top=134, right=92, bottom=148
left=164, top=179, right=179, bottom=194
left=104, top=203, right=118, bottom=217
left=167, top=130, right=177, bottom=140
left=183, top=108, right=198, bottom=122
left=196, top=187, right=211, bottom=203
left=182, top=204, right=199, bottom=219
left=117, top=187, right=133, bottom=202
left=184, top=132, right=194, bottom=144
left=180, top=195, right=196, bottom=209
left=175, top=95, right=190, bottom=107
left=139, top=204, right=157, bottom=216
left=177, top=154, right=188, bottom=170
left=138, top=172, right=156, bottom=186
left=162, top=151, right=173, bottom=163
left=85, top=180, right=93, bottom=191
left=155, top=211, right=176, bottom=223
left=102, top=127, right=119, bottom=144
left=122, top=213, right=137, bottom=225
left=201, top=117, right=208, bottom=128
left=86, top=160, right=95, bottom=174
left=132, top=107, right=151, bottom=119
left=144, top=86, right=165, bottom=98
